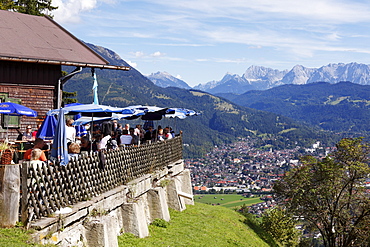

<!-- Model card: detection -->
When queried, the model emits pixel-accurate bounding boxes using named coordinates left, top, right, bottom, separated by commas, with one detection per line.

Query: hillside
left=118, top=203, right=276, bottom=247
left=221, top=81, right=370, bottom=134
left=63, top=43, right=339, bottom=157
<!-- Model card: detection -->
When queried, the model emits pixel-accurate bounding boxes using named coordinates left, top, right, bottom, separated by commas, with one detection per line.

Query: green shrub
left=151, top=218, right=169, bottom=228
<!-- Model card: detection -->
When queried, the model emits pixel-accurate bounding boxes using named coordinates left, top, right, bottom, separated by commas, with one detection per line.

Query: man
left=22, top=125, right=34, bottom=141
left=120, top=129, right=133, bottom=146
left=24, top=138, right=47, bottom=161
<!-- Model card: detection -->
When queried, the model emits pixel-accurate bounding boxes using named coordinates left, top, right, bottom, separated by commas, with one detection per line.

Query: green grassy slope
left=0, top=203, right=274, bottom=246
left=194, top=194, right=263, bottom=209
left=118, top=203, right=275, bottom=247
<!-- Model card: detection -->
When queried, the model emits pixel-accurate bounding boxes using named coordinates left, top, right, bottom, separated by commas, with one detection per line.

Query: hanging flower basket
left=0, top=142, right=14, bottom=165
left=0, top=149, right=13, bottom=164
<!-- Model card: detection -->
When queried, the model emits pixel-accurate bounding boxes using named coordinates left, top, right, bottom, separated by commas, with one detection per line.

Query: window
left=0, top=95, right=21, bottom=129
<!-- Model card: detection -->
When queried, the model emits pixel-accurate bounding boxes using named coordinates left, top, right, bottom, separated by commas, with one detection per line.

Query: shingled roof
left=0, top=10, right=129, bottom=70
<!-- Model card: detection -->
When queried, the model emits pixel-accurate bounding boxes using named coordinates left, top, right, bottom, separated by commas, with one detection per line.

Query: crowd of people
left=26, top=119, right=180, bottom=163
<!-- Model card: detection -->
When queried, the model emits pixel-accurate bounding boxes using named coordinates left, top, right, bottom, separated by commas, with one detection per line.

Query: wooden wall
left=0, top=60, right=61, bottom=85
left=0, top=60, right=61, bottom=141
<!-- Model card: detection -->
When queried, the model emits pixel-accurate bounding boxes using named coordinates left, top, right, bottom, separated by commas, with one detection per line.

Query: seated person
left=68, top=142, right=80, bottom=159
left=80, top=137, right=91, bottom=153
left=66, top=118, right=76, bottom=144
left=144, top=126, right=154, bottom=143
left=120, top=129, right=133, bottom=146
left=98, top=134, right=112, bottom=150
left=164, top=127, right=173, bottom=140
left=30, top=148, right=45, bottom=169
left=24, top=138, right=47, bottom=161
left=32, top=124, right=41, bottom=140
left=157, top=128, right=165, bottom=141
left=22, top=125, right=34, bottom=142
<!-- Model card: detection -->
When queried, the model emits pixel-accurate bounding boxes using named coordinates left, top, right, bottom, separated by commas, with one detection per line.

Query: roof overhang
left=0, top=56, right=130, bottom=71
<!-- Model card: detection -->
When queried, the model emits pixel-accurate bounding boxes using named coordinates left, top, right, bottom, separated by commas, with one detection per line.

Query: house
left=0, top=10, right=129, bottom=140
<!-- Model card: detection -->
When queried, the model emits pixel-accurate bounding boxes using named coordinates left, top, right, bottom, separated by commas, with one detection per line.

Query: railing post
left=20, top=161, right=29, bottom=225
left=0, top=164, right=20, bottom=227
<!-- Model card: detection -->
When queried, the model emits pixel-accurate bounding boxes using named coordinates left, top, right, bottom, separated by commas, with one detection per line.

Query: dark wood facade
left=0, top=60, right=61, bottom=141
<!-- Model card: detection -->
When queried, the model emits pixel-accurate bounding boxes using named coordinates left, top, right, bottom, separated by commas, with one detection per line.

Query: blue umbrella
left=0, top=102, right=37, bottom=117
left=36, top=115, right=57, bottom=140
left=0, top=102, right=37, bottom=141
left=50, top=109, right=69, bottom=166
left=73, top=113, right=87, bottom=137
left=47, top=103, right=127, bottom=116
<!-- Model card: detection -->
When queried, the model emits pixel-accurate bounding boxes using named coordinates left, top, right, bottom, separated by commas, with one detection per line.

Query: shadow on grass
left=242, top=214, right=281, bottom=247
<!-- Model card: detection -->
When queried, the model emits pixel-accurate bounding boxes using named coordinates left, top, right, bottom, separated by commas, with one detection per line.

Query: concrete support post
left=84, top=216, right=118, bottom=247
left=0, top=164, right=20, bottom=227
left=121, top=201, right=149, bottom=238
left=179, top=169, right=194, bottom=205
left=166, top=178, right=186, bottom=212
left=147, top=188, right=170, bottom=222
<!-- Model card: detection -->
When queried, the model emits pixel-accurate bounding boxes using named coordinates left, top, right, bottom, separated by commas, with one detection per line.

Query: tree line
left=0, top=0, right=57, bottom=16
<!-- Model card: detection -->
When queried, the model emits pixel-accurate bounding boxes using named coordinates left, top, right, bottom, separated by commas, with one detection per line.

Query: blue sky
left=52, top=0, right=370, bottom=87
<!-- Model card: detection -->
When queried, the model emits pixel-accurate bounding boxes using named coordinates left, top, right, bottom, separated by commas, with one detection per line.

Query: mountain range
left=63, top=43, right=337, bottom=157
left=148, top=63, right=370, bottom=94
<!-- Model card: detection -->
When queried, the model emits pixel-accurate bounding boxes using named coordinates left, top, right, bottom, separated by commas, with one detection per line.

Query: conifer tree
left=0, top=0, right=15, bottom=10
left=0, top=0, right=57, bottom=17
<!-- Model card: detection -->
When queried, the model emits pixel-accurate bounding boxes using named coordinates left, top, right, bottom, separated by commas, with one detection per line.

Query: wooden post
left=20, top=161, right=28, bottom=225
left=0, top=164, right=20, bottom=227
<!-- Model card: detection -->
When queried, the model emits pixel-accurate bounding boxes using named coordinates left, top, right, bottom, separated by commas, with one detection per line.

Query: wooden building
left=0, top=10, right=129, bottom=141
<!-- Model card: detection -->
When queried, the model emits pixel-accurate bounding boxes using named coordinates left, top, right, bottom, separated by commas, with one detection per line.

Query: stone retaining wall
left=30, top=160, right=193, bottom=246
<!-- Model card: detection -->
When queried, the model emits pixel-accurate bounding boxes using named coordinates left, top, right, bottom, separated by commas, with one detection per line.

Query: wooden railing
left=20, top=136, right=183, bottom=222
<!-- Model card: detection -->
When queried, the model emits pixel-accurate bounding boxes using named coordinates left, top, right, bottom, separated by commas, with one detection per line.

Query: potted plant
left=0, top=141, right=13, bottom=164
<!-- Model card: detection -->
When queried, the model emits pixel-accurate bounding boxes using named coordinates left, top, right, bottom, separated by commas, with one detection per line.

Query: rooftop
left=0, top=10, right=129, bottom=70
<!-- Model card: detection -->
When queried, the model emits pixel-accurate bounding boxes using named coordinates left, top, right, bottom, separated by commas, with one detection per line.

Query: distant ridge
left=192, top=62, right=370, bottom=94
left=146, top=71, right=191, bottom=89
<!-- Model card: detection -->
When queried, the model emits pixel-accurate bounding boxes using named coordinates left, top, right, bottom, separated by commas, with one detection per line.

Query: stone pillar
left=147, top=187, right=170, bottom=222
left=178, top=169, right=194, bottom=205
left=121, top=200, right=149, bottom=238
left=166, top=177, right=186, bottom=212
left=84, top=216, right=118, bottom=247
left=0, top=164, right=20, bottom=227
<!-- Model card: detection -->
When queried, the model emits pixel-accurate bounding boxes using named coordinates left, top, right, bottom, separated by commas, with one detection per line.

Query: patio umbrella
left=0, top=102, right=37, bottom=141
left=165, top=108, right=199, bottom=119
left=47, top=103, right=127, bottom=116
left=50, top=109, right=69, bottom=166
left=36, top=115, right=57, bottom=140
left=0, top=102, right=37, bottom=117
left=73, top=114, right=87, bottom=137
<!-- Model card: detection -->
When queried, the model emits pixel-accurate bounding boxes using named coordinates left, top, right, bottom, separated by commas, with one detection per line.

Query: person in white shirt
left=98, top=134, right=111, bottom=150
left=120, top=129, right=133, bottom=146
left=66, top=119, right=76, bottom=144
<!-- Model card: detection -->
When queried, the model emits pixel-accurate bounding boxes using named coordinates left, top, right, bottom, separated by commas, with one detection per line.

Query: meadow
left=194, top=194, right=262, bottom=209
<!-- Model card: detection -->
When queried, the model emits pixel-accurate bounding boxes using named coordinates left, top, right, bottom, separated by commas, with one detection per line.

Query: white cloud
left=151, top=51, right=165, bottom=57
left=153, top=0, right=370, bottom=24
left=132, top=51, right=145, bottom=58
left=176, top=74, right=182, bottom=79
left=127, top=61, right=137, bottom=68
left=53, top=0, right=99, bottom=23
